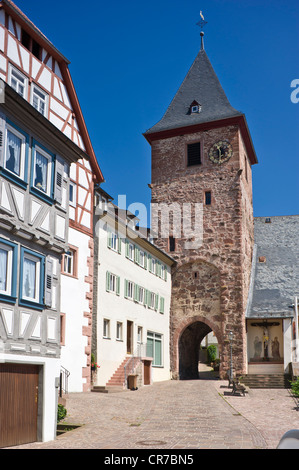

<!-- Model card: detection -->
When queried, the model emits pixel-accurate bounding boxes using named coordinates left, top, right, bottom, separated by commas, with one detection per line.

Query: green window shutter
left=106, top=271, right=110, bottom=291
left=134, top=284, right=138, bottom=302
left=160, top=297, right=165, bottom=314
left=144, top=253, right=147, bottom=270
left=147, top=290, right=151, bottom=308
left=148, top=254, right=152, bottom=272
left=124, top=279, right=128, bottom=298
left=155, top=293, right=159, bottom=311
left=125, top=239, right=129, bottom=258
left=164, top=266, right=167, bottom=281
left=157, top=261, right=161, bottom=277
left=107, top=231, right=112, bottom=249
left=118, top=237, right=122, bottom=254
left=134, top=246, right=139, bottom=264
left=116, top=276, right=120, bottom=295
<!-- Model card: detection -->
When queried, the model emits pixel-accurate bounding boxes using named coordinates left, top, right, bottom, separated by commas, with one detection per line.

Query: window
left=187, top=142, right=201, bottom=166
left=31, top=84, right=48, bottom=117
left=148, top=291, right=158, bottom=310
left=19, top=248, right=45, bottom=308
left=4, top=123, right=27, bottom=182
left=124, top=279, right=134, bottom=300
left=137, top=326, right=143, bottom=344
left=169, top=236, right=175, bottom=252
left=0, top=239, right=17, bottom=303
left=126, top=241, right=134, bottom=261
left=147, top=332, right=162, bottom=367
left=205, top=191, right=212, bottom=205
left=33, top=147, right=52, bottom=194
left=62, top=248, right=78, bottom=277
left=8, top=65, right=28, bottom=98
left=21, top=29, right=41, bottom=60
left=138, top=286, right=145, bottom=304
left=106, top=271, right=120, bottom=295
left=103, top=319, right=110, bottom=338
left=69, top=182, right=76, bottom=207
left=116, top=322, right=123, bottom=341
left=107, top=231, right=121, bottom=253
left=150, top=257, right=156, bottom=274
left=31, top=142, right=54, bottom=202
left=139, top=250, right=145, bottom=268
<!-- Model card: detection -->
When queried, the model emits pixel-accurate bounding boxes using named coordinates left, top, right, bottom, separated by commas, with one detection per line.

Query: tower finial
left=196, top=11, right=207, bottom=50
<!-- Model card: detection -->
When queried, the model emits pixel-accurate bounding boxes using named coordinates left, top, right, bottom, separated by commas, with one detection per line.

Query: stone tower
left=144, top=33, right=258, bottom=379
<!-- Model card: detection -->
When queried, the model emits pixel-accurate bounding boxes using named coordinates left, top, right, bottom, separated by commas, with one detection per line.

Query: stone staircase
left=91, top=357, right=130, bottom=393
left=239, top=374, right=291, bottom=389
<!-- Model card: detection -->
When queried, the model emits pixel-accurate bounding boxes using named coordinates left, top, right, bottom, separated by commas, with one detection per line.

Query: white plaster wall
left=60, top=227, right=90, bottom=392
left=2, top=353, right=60, bottom=443
left=95, top=220, right=172, bottom=386
left=283, top=318, right=293, bottom=373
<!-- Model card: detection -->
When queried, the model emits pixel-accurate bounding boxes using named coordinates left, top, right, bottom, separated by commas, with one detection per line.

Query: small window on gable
left=190, top=100, right=201, bottom=114
left=187, top=142, right=201, bottom=167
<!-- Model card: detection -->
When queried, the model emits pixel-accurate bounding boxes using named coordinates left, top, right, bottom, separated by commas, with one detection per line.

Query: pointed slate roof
left=145, top=46, right=242, bottom=135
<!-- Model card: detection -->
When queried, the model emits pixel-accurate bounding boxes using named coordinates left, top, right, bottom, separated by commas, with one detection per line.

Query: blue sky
left=17, top=0, right=299, bottom=223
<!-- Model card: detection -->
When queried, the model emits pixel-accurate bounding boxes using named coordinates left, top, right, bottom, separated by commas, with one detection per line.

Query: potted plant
left=91, top=353, right=100, bottom=371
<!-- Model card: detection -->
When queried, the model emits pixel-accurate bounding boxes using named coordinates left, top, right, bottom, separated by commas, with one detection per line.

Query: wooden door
left=0, top=363, right=39, bottom=448
left=144, top=360, right=151, bottom=385
left=127, top=321, right=133, bottom=354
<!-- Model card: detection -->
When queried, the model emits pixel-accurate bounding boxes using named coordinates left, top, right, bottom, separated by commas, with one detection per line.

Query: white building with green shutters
left=92, top=189, right=175, bottom=389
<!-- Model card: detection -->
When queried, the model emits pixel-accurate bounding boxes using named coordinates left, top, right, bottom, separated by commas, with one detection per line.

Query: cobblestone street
left=9, top=378, right=299, bottom=450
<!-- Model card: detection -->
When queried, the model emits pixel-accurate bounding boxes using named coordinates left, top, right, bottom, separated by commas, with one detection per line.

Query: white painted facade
left=60, top=224, right=91, bottom=392
left=94, top=199, right=174, bottom=387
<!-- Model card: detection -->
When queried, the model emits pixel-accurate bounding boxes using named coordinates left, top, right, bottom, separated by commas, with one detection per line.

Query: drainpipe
left=295, top=296, right=298, bottom=362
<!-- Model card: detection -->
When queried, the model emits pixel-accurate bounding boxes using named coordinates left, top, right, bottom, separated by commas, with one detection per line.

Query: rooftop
left=246, top=215, right=299, bottom=319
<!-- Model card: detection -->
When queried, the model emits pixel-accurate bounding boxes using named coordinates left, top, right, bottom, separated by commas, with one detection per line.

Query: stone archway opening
left=179, top=321, right=219, bottom=380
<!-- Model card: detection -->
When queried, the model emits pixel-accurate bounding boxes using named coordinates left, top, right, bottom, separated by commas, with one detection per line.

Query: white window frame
left=108, top=273, right=116, bottom=293
left=151, top=257, right=156, bottom=274
left=4, top=123, right=27, bottom=180
left=30, top=83, right=49, bottom=116
left=149, top=292, right=156, bottom=309
left=127, top=280, right=134, bottom=300
left=21, top=252, right=41, bottom=303
left=8, top=64, right=28, bottom=99
left=33, top=145, right=52, bottom=197
left=116, top=322, right=123, bottom=341
left=139, top=250, right=145, bottom=268
left=0, top=242, right=13, bottom=296
left=138, top=286, right=145, bottom=304
left=147, top=331, right=163, bottom=367
left=137, top=326, right=143, bottom=344
left=103, top=319, right=110, bottom=338
left=128, top=242, right=134, bottom=261
left=63, top=251, right=74, bottom=275
left=69, top=181, right=77, bottom=207
left=110, top=232, right=118, bottom=252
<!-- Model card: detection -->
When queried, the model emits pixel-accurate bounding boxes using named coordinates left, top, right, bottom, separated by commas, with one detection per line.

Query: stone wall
left=150, top=124, right=254, bottom=379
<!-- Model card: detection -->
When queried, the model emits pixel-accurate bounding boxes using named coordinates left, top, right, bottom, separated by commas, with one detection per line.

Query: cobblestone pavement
left=9, top=378, right=299, bottom=450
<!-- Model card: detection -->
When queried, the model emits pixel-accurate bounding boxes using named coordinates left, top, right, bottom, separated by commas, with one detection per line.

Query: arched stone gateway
left=179, top=320, right=214, bottom=380
left=169, top=260, right=245, bottom=380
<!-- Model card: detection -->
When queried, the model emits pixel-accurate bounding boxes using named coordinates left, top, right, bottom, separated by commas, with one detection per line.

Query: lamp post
left=228, top=331, right=234, bottom=385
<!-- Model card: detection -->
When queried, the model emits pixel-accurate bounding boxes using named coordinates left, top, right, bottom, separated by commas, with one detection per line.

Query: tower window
left=187, top=142, right=201, bottom=166
left=205, top=191, right=211, bottom=205
left=169, top=236, right=175, bottom=252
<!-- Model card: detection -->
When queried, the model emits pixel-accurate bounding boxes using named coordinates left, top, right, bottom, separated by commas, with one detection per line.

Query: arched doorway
left=179, top=321, right=220, bottom=380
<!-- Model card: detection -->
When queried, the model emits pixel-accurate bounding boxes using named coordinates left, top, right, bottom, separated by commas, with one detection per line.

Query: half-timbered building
left=0, top=0, right=103, bottom=446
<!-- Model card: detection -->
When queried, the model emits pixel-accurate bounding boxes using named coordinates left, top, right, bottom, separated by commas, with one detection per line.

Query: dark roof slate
left=145, top=48, right=242, bottom=135
left=246, top=215, right=299, bottom=319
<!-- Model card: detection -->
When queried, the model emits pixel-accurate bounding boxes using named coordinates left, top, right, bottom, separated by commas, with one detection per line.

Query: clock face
left=209, top=140, right=233, bottom=164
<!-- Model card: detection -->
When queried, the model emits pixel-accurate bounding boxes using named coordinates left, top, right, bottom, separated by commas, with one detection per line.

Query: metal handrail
left=59, top=366, right=70, bottom=396
left=124, top=343, right=150, bottom=387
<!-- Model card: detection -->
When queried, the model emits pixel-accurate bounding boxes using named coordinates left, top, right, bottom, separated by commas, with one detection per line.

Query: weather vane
left=196, top=11, right=207, bottom=31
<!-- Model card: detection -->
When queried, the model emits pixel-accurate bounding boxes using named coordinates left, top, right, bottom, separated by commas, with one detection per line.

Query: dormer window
left=190, top=100, right=201, bottom=114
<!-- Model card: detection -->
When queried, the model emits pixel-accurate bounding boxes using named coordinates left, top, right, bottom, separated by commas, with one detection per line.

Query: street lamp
left=228, top=331, right=234, bottom=385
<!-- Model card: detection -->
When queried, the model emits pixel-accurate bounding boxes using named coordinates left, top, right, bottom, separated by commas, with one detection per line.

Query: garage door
left=0, top=363, right=39, bottom=448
